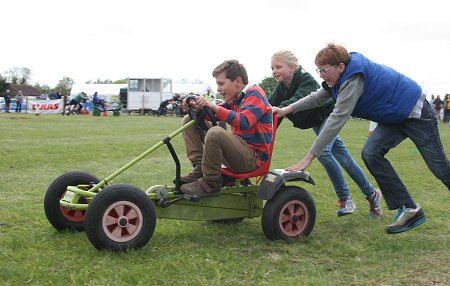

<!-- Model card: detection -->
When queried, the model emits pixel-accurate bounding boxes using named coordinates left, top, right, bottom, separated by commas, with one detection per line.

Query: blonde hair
left=315, top=43, right=350, bottom=66
left=272, top=50, right=299, bottom=67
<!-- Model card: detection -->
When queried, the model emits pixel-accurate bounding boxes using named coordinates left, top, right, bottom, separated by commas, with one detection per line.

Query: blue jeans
left=362, top=100, right=450, bottom=210
left=313, top=118, right=375, bottom=198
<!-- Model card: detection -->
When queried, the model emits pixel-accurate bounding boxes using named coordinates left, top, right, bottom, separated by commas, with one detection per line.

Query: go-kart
left=44, top=100, right=317, bottom=251
left=92, top=101, right=121, bottom=117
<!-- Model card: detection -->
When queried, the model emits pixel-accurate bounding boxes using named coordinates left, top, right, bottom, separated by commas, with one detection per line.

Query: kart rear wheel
left=262, top=186, right=316, bottom=240
left=44, top=171, right=100, bottom=231
left=85, top=184, right=156, bottom=251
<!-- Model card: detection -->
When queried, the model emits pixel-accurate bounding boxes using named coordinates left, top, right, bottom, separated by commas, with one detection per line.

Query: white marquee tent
left=172, top=83, right=217, bottom=98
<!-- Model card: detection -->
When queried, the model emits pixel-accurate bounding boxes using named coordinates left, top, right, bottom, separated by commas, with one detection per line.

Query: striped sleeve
left=216, top=86, right=273, bottom=165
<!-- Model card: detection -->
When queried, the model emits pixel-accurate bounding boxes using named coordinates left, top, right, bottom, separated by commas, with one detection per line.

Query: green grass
left=0, top=113, right=449, bottom=286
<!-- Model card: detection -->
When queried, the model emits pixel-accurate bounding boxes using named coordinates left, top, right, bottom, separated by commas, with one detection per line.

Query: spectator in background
left=15, top=91, right=24, bottom=113
left=61, top=93, right=70, bottom=115
left=444, top=94, right=450, bottom=123
left=4, top=89, right=11, bottom=113
left=92, top=92, right=105, bottom=111
left=203, top=89, right=213, bottom=101
left=68, top=92, right=88, bottom=115
left=156, top=98, right=174, bottom=116
left=433, top=95, right=443, bottom=122
left=171, top=93, right=186, bottom=117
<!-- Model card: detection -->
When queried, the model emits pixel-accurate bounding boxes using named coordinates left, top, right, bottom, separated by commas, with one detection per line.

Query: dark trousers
left=15, top=101, right=22, bottom=113
left=362, top=100, right=450, bottom=210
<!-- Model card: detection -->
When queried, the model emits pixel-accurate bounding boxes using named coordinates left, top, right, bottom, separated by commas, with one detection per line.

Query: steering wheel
left=185, top=95, right=218, bottom=135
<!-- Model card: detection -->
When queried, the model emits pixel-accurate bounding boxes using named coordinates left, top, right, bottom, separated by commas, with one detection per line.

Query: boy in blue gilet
left=274, top=43, right=450, bottom=234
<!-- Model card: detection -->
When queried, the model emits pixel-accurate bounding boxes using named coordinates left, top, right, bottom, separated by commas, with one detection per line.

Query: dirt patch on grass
left=0, top=116, right=29, bottom=120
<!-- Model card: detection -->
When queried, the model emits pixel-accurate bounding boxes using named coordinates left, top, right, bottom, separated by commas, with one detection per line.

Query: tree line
left=0, top=67, right=127, bottom=96
left=1, top=66, right=277, bottom=97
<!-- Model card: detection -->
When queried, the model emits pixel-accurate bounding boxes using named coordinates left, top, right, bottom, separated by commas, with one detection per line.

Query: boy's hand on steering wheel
left=196, top=96, right=217, bottom=112
left=183, top=96, right=198, bottom=111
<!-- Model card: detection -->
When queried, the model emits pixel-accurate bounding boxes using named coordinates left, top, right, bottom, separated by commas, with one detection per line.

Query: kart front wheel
left=262, top=186, right=316, bottom=240
left=44, top=171, right=100, bottom=231
left=85, top=184, right=156, bottom=251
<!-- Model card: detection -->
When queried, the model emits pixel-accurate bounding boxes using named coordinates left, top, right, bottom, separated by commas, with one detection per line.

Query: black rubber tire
left=44, top=171, right=100, bottom=231
left=262, top=186, right=316, bottom=240
left=92, top=109, right=101, bottom=116
left=84, top=184, right=156, bottom=251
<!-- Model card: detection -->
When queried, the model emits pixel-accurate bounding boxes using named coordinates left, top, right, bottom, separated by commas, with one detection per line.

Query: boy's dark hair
left=212, top=60, right=249, bottom=85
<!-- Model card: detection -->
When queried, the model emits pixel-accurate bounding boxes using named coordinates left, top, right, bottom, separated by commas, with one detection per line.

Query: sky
left=2, top=0, right=450, bottom=96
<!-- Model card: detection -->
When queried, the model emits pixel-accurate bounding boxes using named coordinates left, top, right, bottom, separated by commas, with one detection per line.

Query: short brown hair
left=315, top=43, right=350, bottom=66
left=212, top=60, right=249, bottom=85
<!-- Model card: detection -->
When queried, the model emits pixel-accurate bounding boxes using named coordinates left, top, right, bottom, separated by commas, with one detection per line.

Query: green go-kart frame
left=44, top=108, right=317, bottom=251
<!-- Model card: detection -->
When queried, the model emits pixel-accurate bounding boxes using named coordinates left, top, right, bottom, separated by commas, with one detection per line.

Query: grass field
left=0, top=113, right=449, bottom=286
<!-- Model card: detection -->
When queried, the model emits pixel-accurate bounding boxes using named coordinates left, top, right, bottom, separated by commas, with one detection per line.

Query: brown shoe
left=180, top=164, right=203, bottom=184
left=180, top=178, right=221, bottom=197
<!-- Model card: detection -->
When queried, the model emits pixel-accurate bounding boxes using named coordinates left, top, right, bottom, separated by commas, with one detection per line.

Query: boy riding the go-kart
left=178, top=59, right=273, bottom=197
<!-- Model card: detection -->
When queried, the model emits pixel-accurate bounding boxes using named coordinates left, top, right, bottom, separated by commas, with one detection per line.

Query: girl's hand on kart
left=272, top=106, right=281, bottom=115
left=272, top=105, right=293, bottom=118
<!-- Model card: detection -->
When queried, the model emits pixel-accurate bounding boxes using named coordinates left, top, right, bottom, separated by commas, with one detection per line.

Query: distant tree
left=4, top=67, right=32, bottom=84
left=54, top=76, right=74, bottom=94
left=113, top=79, right=127, bottom=84
left=176, top=78, right=204, bottom=84
left=0, top=74, right=8, bottom=94
left=192, top=78, right=204, bottom=84
left=33, top=83, right=52, bottom=94
left=259, top=76, right=277, bottom=96
left=87, top=79, right=113, bottom=84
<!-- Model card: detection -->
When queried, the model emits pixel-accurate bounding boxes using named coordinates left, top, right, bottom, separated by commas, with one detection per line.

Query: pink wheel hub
left=102, top=201, right=144, bottom=242
left=60, top=191, right=85, bottom=222
left=60, top=206, right=85, bottom=222
left=278, top=200, right=308, bottom=236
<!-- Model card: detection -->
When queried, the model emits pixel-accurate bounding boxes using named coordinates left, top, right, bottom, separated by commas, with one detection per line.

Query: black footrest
left=183, top=194, right=200, bottom=202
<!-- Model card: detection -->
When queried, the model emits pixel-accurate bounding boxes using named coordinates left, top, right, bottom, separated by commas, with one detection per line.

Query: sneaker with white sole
left=337, top=196, right=357, bottom=216
left=386, top=204, right=426, bottom=234
left=366, top=189, right=383, bottom=219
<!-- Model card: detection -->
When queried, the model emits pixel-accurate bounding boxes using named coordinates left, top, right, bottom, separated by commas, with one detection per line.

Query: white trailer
left=125, top=78, right=173, bottom=115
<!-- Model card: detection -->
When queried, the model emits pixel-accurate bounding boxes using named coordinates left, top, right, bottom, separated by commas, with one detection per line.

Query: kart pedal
left=157, top=196, right=185, bottom=208
left=183, top=194, right=200, bottom=202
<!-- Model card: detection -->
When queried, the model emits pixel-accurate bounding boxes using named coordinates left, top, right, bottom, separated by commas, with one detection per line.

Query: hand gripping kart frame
left=44, top=104, right=317, bottom=251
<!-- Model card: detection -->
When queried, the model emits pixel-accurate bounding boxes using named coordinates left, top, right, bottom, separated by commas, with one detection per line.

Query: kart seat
left=221, top=113, right=278, bottom=181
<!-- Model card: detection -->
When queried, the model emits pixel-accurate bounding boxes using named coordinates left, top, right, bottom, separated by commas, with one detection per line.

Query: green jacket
left=73, top=92, right=88, bottom=103
left=268, top=66, right=334, bottom=129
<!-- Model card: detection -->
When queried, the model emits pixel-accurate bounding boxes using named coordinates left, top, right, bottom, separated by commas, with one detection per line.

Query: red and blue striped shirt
left=215, top=85, right=273, bottom=166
